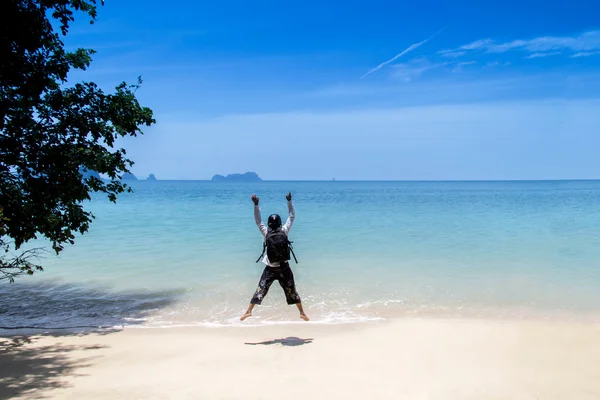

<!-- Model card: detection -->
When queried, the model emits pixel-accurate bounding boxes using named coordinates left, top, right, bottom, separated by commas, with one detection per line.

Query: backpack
left=256, top=229, right=298, bottom=264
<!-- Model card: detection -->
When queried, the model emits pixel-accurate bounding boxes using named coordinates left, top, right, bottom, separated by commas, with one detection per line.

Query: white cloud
left=302, top=71, right=600, bottom=112
left=439, top=50, right=467, bottom=58
left=459, top=39, right=495, bottom=51
left=436, top=40, right=489, bottom=57
left=525, top=52, right=562, bottom=59
left=390, top=58, right=447, bottom=82
left=361, top=27, right=446, bottom=78
left=571, top=51, right=600, bottom=58
left=440, top=30, right=600, bottom=58
left=452, top=61, right=476, bottom=72
left=486, top=61, right=511, bottom=67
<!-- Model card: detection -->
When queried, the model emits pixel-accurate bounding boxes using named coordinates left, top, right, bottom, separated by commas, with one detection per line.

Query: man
left=240, top=191, right=309, bottom=321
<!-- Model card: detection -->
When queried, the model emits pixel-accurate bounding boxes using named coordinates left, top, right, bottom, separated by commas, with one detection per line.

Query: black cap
left=268, top=214, right=282, bottom=230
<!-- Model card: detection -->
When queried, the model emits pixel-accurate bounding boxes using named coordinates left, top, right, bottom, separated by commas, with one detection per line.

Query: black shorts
left=250, top=263, right=301, bottom=305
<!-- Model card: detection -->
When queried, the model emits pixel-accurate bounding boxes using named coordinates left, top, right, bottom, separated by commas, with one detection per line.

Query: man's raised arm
left=282, top=191, right=295, bottom=234
left=251, top=194, right=267, bottom=237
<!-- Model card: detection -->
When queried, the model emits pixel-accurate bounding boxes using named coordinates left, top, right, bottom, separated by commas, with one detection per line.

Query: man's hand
left=286, top=191, right=292, bottom=201
left=251, top=194, right=259, bottom=205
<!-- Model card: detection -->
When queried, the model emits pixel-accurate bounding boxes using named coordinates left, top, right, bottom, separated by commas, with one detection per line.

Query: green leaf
left=1, top=0, right=156, bottom=282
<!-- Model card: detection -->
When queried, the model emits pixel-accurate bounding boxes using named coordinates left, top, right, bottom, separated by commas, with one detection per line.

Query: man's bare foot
left=300, top=313, right=309, bottom=321
left=240, top=312, right=252, bottom=321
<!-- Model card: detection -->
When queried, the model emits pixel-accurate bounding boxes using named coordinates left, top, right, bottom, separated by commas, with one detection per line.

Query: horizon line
left=124, top=178, right=600, bottom=182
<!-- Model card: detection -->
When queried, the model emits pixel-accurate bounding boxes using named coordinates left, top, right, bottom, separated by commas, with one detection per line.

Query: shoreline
left=3, top=307, right=600, bottom=338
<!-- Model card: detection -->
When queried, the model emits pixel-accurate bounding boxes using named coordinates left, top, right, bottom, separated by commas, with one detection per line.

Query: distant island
left=121, top=172, right=137, bottom=180
left=211, top=172, right=262, bottom=182
left=147, top=173, right=157, bottom=181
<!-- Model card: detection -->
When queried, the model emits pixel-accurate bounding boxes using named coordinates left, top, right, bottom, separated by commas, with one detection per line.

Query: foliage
left=0, top=0, right=156, bottom=281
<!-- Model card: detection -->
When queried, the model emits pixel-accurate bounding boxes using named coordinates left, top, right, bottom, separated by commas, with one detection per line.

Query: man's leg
left=295, top=302, right=309, bottom=321
left=240, top=304, right=255, bottom=321
left=241, top=267, right=275, bottom=321
left=278, top=264, right=309, bottom=321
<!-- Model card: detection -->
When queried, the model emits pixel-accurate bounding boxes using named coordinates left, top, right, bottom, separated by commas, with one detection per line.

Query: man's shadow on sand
left=245, top=337, right=313, bottom=347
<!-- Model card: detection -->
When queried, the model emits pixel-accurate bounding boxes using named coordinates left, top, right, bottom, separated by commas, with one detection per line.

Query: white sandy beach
left=2, top=318, right=600, bottom=400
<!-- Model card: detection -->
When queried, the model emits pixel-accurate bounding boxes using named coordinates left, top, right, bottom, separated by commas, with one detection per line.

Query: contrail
left=361, top=27, right=447, bottom=79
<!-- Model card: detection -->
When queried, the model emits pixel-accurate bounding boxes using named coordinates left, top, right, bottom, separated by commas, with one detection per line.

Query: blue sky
left=64, top=0, right=600, bottom=180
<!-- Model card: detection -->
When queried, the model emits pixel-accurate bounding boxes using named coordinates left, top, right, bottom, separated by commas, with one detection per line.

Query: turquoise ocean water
left=2, top=180, right=600, bottom=328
